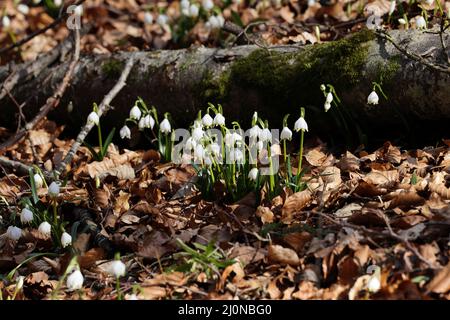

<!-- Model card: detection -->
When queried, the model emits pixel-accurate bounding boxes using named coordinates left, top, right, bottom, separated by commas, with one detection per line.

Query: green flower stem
left=97, top=123, right=103, bottom=153
left=268, top=146, right=275, bottom=193
left=52, top=200, right=58, bottom=226
left=296, top=129, right=304, bottom=187
left=116, top=277, right=122, bottom=300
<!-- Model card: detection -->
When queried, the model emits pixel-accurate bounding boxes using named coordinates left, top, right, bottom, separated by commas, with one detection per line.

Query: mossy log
left=0, top=28, right=449, bottom=145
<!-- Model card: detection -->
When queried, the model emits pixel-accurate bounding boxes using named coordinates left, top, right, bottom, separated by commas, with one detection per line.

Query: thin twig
left=55, top=57, right=136, bottom=177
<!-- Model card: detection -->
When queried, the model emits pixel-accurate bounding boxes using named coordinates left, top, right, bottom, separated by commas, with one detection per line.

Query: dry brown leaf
left=267, top=245, right=300, bottom=266
left=256, top=206, right=274, bottom=224
left=305, top=148, right=327, bottom=167
left=281, top=189, right=312, bottom=222
left=364, top=170, right=399, bottom=188
left=427, top=262, right=450, bottom=294
left=282, top=231, right=312, bottom=252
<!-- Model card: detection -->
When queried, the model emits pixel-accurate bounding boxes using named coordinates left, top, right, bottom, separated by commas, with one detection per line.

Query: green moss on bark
left=101, top=59, right=125, bottom=78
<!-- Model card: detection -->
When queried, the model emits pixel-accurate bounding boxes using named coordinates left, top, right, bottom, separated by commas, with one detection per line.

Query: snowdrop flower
left=415, top=16, right=426, bottom=29
left=127, top=293, right=139, bottom=300
left=248, top=168, right=258, bottom=181
left=230, top=149, right=244, bottom=163
left=367, top=91, right=379, bottom=105
left=202, top=114, right=213, bottom=127
left=160, top=118, right=171, bottom=134
left=108, top=260, right=126, bottom=278
left=194, top=144, right=205, bottom=160
left=38, top=221, right=52, bottom=236
left=181, top=0, right=190, bottom=10
left=389, top=1, right=396, bottom=15
left=157, top=14, right=168, bottom=26
left=129, top=105, right=142, bottom=120
left=61, top=232, right=72, bottom=248
left=48, top=181, right=60, bottom=198
left=213, top=113, right=225, bottom=126
left=67, top=269, right=84, bottom=291
left=18, top=4, right=30, bottom=15
left=74, top=5, right=83, bottom=16
left=185, top=137, right=197, bottom=150
left=280, top=127, right=292, bottom=141
left=202, top=0, right=214, bottom=10
left=189, top=4, right=199, bottom=18
left=192, top=127, right=204, bottom=141
left=144, top=12, right=153, bottom=25
left=259, top=128, right=272, bottom=142
left=2, top=16, right=11, bottom=28
left=367, top=276, right=381, bottom=293
left=208, top=143, right=221, bottom=157
left=33, top=173, right=44, bottom=189
left=87, top=111, right=100, bottom=125
left=294, top=117, right=308, bottom=132
left=324, top=102, right=332, bottom=112
left=138, top=114, right=154, bottom=130
left=120, top=125, right=131, bottom=139
left=326, top=92, right=333, bottom=104
left=6, top=226, right=22, bottom=241
left=398, top=18, right=407, bottom=25
left=249, top=125, right=261, bottom=140
left=16, top=276, right=24, bottom=290
left=20, top=208, right=33, bottom=224
left=54, top=0, right=62, bottom=6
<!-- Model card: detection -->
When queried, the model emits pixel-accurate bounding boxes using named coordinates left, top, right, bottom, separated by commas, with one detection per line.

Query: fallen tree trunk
left=1, top=28, right=449, bottom=145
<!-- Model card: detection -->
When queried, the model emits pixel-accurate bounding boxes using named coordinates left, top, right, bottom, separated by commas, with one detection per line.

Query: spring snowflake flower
left=18, top=4, right=30, bottom=15
left=160, top=118, right=172, bottom=134
left=48, top=181, right=60, bottom=198
left=398, top=18, right=406, bottom=25
left=108, top=260, right=126, bottom=278
left=209, top=143, right=221, bottom=157
left=34, top=173, right=44, bottom=188
left=61, top=232, right=72, bottom=248
left=192, top=127, right=204, bottom=141
left=67, top=269, right=84, bottom=291
left=54, top=0, right=62, bottom=6
left=367, top=276, right=381, bottom=293
left=415, top=16, right=426, bottom=29
left=144, top=12, right=153, bottom=25
left=294, top=117, right=308, bottom=132
left=38, top=221, right=52, bottom=236
left=157, top=14, right=168, bottom=26
left=248, top=168, right=259, bottom=181
left=202, top=0, right=214, bottom=10
left=120, top=125, right=131, bottom=139
left=139, top=114, right=154, bottom=130
left=280, top=127, right=292, bottom=140
left=326, top=92, right=333, bottom=104
left=194, top=144, right=205, bottom=160
left=126, top=294, right=139, bottom=300
left=181, top=0, right=190, bottom=10
left=230, top=149, right=244, bottom=163
left=213, top=113, right=225, bottom=126
left=324, top=102, right=332, bottom=112
left=2, top=16, right=11, bottom=28
left=16, top=276, right=24, bottom=290
left=87, top=111, right=100, bottom=125
left=185, top=137, right=197, bottom=150
left=6, top=226, right=22, bottom=241
left=259, top=128, right=272, bottom=142
left=20, top=208, right=33, bottom=224
left=202, top=114, right=213, bottom=127
left=367, top=91, right=379, bottom=105
left=249, top=125, right=261, bottom=140
left=129, top=106, right=142, bottom=120
left=189, top=4, right=199, bottom=18
left=74, top=5, right=83, bottom=16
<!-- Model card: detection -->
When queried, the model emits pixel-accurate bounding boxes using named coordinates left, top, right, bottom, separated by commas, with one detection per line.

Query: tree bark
left=1, top=28, right=449, bottom=144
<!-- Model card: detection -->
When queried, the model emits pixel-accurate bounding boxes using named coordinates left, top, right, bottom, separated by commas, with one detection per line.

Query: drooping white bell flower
left=216, top=15, right=225, bottom=27
left=189, top=4, right=199, bottom=17
left=87, top=111, right=100, bottom=125
left=424, top=0, right=434, bottom=5
left=259, top=128, right=272, bottom=142
left=48, top=181, right=60, bottom=198
left=181, top=0, right=190, bottom=10
left=74, top=5, right=83, bottom=16
left=326, top=92, right=333, bottom=104
left=389, top=1, right=396, bottom=15
left=38, top=221, right=52, bottom=236
left=61, top=232, right=72, bottom=248
left=192, top=127, right=204, bottom=141
left=185, top=137, right=197, bottom=150
left=67, top=269, right=84, bottom=291
left=108, top=260, right=126, bottom=278
left=202, top=114, right=213, bottom=127
left=209, top=143, right=221, bottom=157
left=230, top=149, right=244, bottom=163
left=294, top=117, right=308, bottom=132
left=194, top=144, right=205, bottom=161
left=157, top=14, right=168, bottom=26
left=202, top=0, right=214, bottom=10
left=415, top=16, right=426, bottom=29
left=54, top=0, right=62, bottom=6
left=248, top=168, right=258, bottom=181
left=16, top=276, right=24, bottom=290
left=160, top=118, right=171, bottom=134
left=203, top=154, right=213, bottom=166
left=324, top=102, right=332, bottom=112
left=120, top=125, right=131, bottom=139
left=398, top=18, right=407, bottom=25
left=129, top=106, right=142, bottom=120
left=256, top=141, right=264, bottom=152
left=280, top=127, right=292, bottom=141
left=213, top=113, right=225, bottom=126
left=144, top=12, right=153, bottom=25
left=33, top=173, right=44, bottom=189
left=367, top=276, right=381, bottom=293
left=18, top=4, right=30, bottom=15
left=2, top=15, right=11, bottom=28
left=249, top=125, right=261, bottom=140
left=138, top=114, right=154, bottom=130
left=270, top=144, right=282, bottom=156
left=367, top=91, right=379, bottom=105
left=126, top=293, right=139, bottom=300
left=6, top=226, right=22, bottom=241
left=20, top=208, right=33, bottom=224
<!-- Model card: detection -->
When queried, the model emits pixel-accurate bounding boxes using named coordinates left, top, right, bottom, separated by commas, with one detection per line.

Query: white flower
left=18, top=4, right=30, bottom=15
left=203, top=154, right=213, bottom=166
left=61, top=232, right=72, bottom=248
left=213, top=113, right=225, bottom=126
left=157, top=14, right=168, bottom=26
left=120, top=125, right=131, bottom=139
left=202, top=114, right=213, bottom=127
left=229, top=149, right=244, bottom=163
left=67, top=269, right=84, bottom=291
left=194, top=144, right=205, bottom=160
left=48, top=181, right=60, bottom=198
left=189, top=4, right=199, bottom=18
left=181, top=0, right=190, bottom=10
left=389, top=1, right=396, bottom=15
left=2, top=16, right=11, bottom=28
left=217, top=15, right=225, bottom=27
left=108, top=260, right=126, bottom=278
left=126, top=293, right=139, bottom=300
left=185, top=137, right=197, bottom=150
left=144, top=12, right=153, bottom=25
left=259, top=128, right=272, bottom=142
left=271, top=144, right=281, bottom=156
left=208, top=143, right=221, bottom=157
left=20, top=208, right=33, bottom=224
left=248, top=168, right=258, bottom=181
left=16, top=276, right=24, bottom=290
left=398, top=18, right=407, bottom=25
left=280, top=127, right=292, bottom=140
left=129, top=106, right=142, bottom=120
left=54, top=0, right=62, bottom=6
left=160, top=118, right=171, bottom=134
left=249, top=125, right=261, bottom=140
left=367, top=91, right=379, bottom=105
left=326, top=92, right=333, bottom=104
left=33, top=173, right=44, bottom=189
left=207, top=15, right=224, bottom=30
left=138, top=114, right=154, bottom=130
left=6, top=226, right=22, bottom=241
left=225, top=132, right=242, bottom=146
left=74, top=5, right=83, bottom=16
left=87, top=111, right=100, bottom=125
left=367, top=276, right=381, bottom=293
left=320, top=84, right=326, bottom=91
left=202, top=0, right=214, bottom=10
left=256, top=141, right=264, bottom=152
left=324, top=102, right=332, bottom=112
left=192, top=127, right=204, bottom=141
left=294, top=117, right=308, bottom=132
left=424, top=0, right=434, bottom=5
left=38, top=221, right=52, bottom=236
left=415, top=16, right=426, bottom=29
